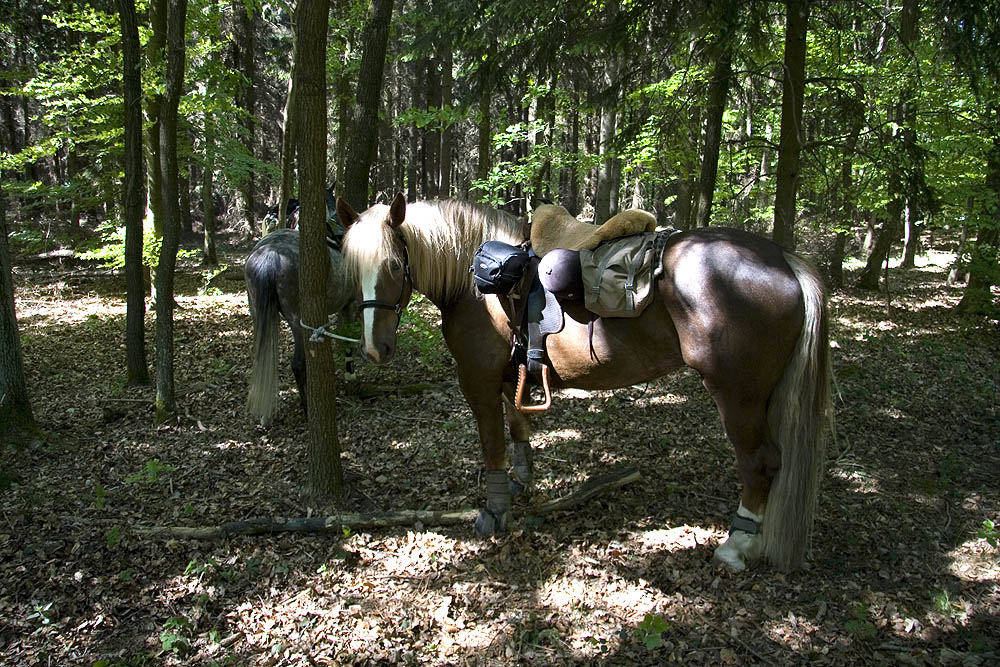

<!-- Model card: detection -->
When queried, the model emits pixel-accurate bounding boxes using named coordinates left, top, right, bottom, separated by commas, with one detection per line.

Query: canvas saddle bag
left=579, top=232, right=660, bottom=318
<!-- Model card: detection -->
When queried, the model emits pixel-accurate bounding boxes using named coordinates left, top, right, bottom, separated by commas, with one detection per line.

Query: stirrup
left=514, top=363, right=551, bottom=413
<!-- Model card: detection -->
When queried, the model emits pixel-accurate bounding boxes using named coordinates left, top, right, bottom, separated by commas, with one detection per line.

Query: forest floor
left=1, top=231, right=998, bottom=666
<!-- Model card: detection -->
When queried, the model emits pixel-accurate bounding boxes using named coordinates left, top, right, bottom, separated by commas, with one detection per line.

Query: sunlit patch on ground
left=829, top=466, right=882, bottom=494
left=638, top=525, right=720, bottom=552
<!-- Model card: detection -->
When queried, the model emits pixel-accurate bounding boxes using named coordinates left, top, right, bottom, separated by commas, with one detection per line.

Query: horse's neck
left=406, top=200, right=521, bottom=306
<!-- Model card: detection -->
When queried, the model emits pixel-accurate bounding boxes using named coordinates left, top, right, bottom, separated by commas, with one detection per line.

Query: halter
left=357, top=233, right=412, bottom=318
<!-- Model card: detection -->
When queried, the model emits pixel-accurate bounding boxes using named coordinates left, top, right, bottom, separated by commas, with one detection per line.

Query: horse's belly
left=545, top=300, right=685, bottom=390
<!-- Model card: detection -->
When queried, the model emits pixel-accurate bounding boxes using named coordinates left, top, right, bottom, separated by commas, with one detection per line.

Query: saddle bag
left=471, top=240, right=530, bottom=295
left=579, top=233, right=658, bottom=318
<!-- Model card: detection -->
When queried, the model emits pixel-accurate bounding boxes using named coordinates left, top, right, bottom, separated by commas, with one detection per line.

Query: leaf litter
left=1, top=245, right=998, bottom=665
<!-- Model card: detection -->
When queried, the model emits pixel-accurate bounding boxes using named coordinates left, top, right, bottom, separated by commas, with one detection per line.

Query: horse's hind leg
left=707, top=389, right=779, bottom=570
left=503, top=386, right=533, bottom=497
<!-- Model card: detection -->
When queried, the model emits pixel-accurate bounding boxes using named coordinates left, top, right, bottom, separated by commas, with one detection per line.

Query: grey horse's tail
left=760, top=252, right=832, bottom=571
left=245, top=254, right=281, bottom=425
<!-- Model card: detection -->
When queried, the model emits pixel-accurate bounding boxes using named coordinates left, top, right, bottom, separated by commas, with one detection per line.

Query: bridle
left=357, top=233, right=412, bottom=319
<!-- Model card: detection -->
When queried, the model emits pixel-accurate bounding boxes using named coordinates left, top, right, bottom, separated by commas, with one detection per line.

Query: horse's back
left=660, top=227, right=805, bottom=388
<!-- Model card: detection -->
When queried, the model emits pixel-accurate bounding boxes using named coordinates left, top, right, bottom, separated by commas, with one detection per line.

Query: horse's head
left=339, top=193, right=411, bottom=364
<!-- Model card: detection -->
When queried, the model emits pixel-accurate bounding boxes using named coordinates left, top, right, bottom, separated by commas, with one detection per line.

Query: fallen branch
left=135, top=467, right=641, bottom=540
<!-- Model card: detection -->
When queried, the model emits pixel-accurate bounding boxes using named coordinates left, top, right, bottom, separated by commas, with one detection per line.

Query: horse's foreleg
left=709, top=391, right=778, bottom=571
left=502, top=386, right=533, bottom=497
left=460, top=377, right=510, bottom=536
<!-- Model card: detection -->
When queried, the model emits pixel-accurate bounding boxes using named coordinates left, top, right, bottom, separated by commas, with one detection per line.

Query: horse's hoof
left=474, top=507, right=508, bottom=536
left=712, top=544, right=747, bottom=571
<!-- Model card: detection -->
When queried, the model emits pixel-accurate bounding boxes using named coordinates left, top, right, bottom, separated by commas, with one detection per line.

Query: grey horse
left=245, top=227, right=355, bottom=425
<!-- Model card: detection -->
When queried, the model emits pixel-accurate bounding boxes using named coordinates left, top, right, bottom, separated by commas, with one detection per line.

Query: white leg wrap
left=713, top=503, right=763, bottom=571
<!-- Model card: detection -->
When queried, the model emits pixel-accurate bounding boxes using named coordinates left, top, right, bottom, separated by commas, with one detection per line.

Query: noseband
left=357, top=235, right=412, bottom=318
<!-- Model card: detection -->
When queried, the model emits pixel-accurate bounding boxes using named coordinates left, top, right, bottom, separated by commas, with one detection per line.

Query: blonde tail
left=760, top=252, right=832, bottom=570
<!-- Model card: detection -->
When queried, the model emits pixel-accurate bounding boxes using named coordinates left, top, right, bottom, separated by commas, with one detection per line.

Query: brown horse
left=338, top=195, right=830, bottom=571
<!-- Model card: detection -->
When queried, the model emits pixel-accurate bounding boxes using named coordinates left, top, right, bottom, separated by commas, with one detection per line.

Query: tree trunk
left=565, top=101, right=580, bottom=215
left=178, top=130, right=194, bottom=236
left=772, top=0, right=809, bottom=249
left=335, top=64, right=351, bottom=191
left=201, top=131, right=217, bottom=266
left=66, top=147, right=82, bottom=235
left=947, top=197, right=972, bottom=285
left=342, top=0, right=395, bottom=210
left=0, top=176, right=37, bottom=447
left=144, top=0, right=167, bottom=236
left=898, top=0, right=922, bottom=269
left=153, top=0, right=188, bottom=424
left=901, top=201, right=918, bottom=268
left=857, top=0, right=920, bottom=289
left=439, top=46, right=453, bottom=198
left=294, top=0, right=344, bottom=496
left=956, top=136, right=1000, bottom=313
left=277, top=58, right=297, bottom=234
left=475, top=67, right=491, bottom=201
left=119, top=0, right=150, bottom=386
left=425, top=57, right=441, bottom=199
left=594, top=60, right=619, bottom=225
left=693, top=32, right=734, bottom=228
left=232, top=0, right=257, bottom=237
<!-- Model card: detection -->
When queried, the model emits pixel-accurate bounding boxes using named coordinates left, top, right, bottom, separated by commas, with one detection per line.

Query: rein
left=357, top=234, right=412, bottom=317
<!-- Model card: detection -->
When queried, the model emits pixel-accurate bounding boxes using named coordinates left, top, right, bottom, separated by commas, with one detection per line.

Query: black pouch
left=471, top=240, right=530, bottom=295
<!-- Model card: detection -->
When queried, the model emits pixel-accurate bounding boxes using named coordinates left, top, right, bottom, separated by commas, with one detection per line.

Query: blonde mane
left=342, top=200, right=524, bottom=305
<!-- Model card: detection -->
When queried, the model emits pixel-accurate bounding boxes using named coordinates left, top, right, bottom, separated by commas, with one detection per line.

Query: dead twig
left=134, top=468, right=642, bottom=540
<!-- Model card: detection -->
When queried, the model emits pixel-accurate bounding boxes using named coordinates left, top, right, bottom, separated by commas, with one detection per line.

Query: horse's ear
left=388, top=192, right=406, bottom=229
left=337, top=197, right=359, bottom=227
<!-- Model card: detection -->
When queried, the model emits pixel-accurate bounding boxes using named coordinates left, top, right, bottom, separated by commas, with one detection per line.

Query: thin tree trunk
left=277, top=60, right=297, bottom=234
left=0, top=176, right=37, bottom=446
left=772, top=0, right=809, bottom=249
left=439, top=47, right=453, bottom=198
left=956, top=136, right=1000, bottom=313
left=899, top=0, right=922, bottom=269
left=232, top=0, right=257, bottom=237
left=342, top=0, right=395, bottom=210
left=901, top=202, right=918, bottom=268
left=154, top=0, right=188, bottom=424
left=119, top=0, right=150, bottom=386
left=566, top=102, right=580, bottom=215
left=594, top=60, right=618, bottom=225
left=693, top=35, right=734, bottom=228
left=406, top=55, right=420, bottom=202
left=145, top=0, right=166, bottom=236
left=475, top=66, right=491, bottom=201
left=178, top=130, right=194, bottom=236
left=201, top=131, right=217, bottom=266
left=66, top=147, right=82, bottom=235
left=425, top=57, right=441, bottom=198
left=947, top=197, right=973, bottom=285
left=295, top=0, right=344, bottom=496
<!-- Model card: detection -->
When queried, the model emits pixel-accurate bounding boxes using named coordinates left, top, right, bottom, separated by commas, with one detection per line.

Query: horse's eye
left=388, top=260, right=403, bottom=273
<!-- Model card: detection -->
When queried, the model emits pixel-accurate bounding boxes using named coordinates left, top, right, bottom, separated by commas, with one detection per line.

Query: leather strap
left=730, top=514, right=760, bottom=535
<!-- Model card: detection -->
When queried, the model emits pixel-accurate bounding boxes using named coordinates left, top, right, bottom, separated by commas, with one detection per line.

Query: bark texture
left=772, top=0, right=809, bottom=249
left=342, top=0, right=395, bottom=210
left=295, top=0, right=344, bottom=496
left=118, top=0, right=150, bottom=386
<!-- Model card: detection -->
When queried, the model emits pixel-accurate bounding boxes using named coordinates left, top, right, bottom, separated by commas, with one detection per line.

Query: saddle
left=530, top=204, right=657, bottom=256
left=472, top=206, right=676, bottom=413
